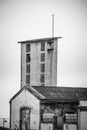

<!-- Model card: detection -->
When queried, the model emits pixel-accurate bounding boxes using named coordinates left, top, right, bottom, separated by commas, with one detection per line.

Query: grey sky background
left=0, top=0, right=87, bottom=118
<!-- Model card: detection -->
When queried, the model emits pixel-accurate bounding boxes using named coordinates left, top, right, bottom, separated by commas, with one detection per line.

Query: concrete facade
left=20, top=37, right=59, bottom=88
left=78, top=101, right=87, bottom=130
left=10, top=88, right=40, bottom=130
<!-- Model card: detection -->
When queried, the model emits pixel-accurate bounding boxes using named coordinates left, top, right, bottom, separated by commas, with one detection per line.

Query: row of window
left=26, top=53, right=45, bottom=63
left=26, top=74, right=45, bottom=85
left=26, top=42, right=45, bottom=86
left=40, top=42, right=45, bottom=86
left=26, top=44, right=31, bottom=85
left=26, top=40, right=54, bottom=53
left=26, top=41, right=45, bottom=53
left=26, top=63, right=45, bottom=74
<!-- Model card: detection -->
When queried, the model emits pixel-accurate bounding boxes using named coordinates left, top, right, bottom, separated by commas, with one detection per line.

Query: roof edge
left=9, top=86, right=26, bottom=103
left=18, top=37, right=62, bottom=43
left=9, top=86, right=45, bottom=103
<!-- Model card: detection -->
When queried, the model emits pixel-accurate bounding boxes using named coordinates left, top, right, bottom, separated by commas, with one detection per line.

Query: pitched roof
left=9, top=86, right=45, bottom=103
left=10, top=86, right=87, bottom=103
left=32, top=86, right=87, bottom=101
left=18, top=37, right=62, bottom=43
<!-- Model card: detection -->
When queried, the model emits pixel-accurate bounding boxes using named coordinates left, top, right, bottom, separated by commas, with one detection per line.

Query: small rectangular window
left=41, top=64, right=45, bottom=72
left=26, top=64, right=30, bottom=73
left=26, top=54, right=31, bottom=63
left=26, top=44, right=30, bottom=52
left=40, top=74, right=45, bottom=83
left=26, top=75, right=30, bottom=84
left=41, top=53, right=45, bottom=62
left=41, top=41, right=45, bottom=51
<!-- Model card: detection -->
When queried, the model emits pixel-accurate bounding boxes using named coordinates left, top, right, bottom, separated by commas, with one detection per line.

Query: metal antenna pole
left=52, top=14, right=54, bottom=37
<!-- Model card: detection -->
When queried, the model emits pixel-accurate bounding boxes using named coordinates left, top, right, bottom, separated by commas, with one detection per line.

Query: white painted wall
left=80, top=111, right=87, bottom=130
left=11, top=89, right=40, bottom=130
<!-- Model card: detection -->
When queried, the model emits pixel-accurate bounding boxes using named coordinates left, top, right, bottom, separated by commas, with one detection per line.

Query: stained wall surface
left=10, top=89, right=40, bottom=130
left=21, top=38, right=58, bottom=88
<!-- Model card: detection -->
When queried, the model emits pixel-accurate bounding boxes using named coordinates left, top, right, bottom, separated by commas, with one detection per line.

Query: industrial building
left=10, top=37, right=87, bottom=130
left=18, top=37, right=61, bottom=88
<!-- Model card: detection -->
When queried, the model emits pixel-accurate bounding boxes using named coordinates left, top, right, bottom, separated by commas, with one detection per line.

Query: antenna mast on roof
left=52, top=14, right=54, bottom=37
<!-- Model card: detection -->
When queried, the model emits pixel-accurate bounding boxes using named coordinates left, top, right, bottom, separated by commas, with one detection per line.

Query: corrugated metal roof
left=32, top=86, right=87, bottom=101
left=10, top=86, right=87, bottom=103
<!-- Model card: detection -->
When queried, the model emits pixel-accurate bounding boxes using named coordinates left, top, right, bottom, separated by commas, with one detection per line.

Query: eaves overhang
left=18, top=37, right=62, bottom=44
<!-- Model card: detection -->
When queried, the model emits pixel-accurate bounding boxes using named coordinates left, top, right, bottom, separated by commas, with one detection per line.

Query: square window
left=41, top=41, right=45, bottom=51
left=40, top=74, right=45, bottom=83
left=26, top=54, right=31, bottom=63
left=26, top=75, right=30, bottom=84
left=41, top=53, right=45, bottom=62
left=41, top=64, right=45, bottom=72
left=26, top=64, right=30, bottom=73
left=26, top=44, right=30, bottom=52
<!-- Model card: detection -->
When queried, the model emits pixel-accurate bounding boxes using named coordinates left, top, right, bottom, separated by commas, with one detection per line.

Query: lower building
left=10, top=86, right=87, bottom=130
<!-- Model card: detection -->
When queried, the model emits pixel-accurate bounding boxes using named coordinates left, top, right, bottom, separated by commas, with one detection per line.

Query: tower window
left=41, top=53, right=45, bottom=62
left=47, top=40, right=53, bottom=46
left=26, top=75, right=30, bottom=84
left=26, top=54, right=31, bottom=63
left=26, top=44, right=30, bottom=52
left=40, top=74, right=45, bottom=83
left=26, top=64, right=30, bottom=73
left=41, top=41, right=45, bottom=51
left=41, top=64, right=45, bottom=72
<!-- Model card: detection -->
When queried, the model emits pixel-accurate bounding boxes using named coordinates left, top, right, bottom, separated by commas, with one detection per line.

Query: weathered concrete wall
left=11, top=89, right=40, bottom=130
left=21, top=43, right=26, bottom=87
left=21, top=39, right=57, bottom=88
left=31, top=42, right=41, bottom=86
left=45, top=39, right=57, bottom=86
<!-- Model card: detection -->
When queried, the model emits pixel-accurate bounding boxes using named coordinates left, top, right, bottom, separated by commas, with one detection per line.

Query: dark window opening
left=41, top=64, right=45, bottom=72
left=40, top=74, right=45, bottom=83
left=26, top=75, right=30, bottom=84
left=41, top=53, right=45, bottom=62
left=47, top=40, right=53, bottom=46
left=26, top=64, right=30, bottom=73
left=41, top=41, right=45, bottom=51
left=47, top=41, right=54, bottom=51
left=26, top=54, right=31, bottom=63
left=26, top=44, right=30, bottom=52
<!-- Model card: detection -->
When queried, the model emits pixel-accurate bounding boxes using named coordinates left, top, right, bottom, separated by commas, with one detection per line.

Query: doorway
left=20, top=107, right=31, bottom=130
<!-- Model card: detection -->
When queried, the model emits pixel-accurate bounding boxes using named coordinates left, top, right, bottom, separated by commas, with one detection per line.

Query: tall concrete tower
left=18, top=37, right=61, bottom=88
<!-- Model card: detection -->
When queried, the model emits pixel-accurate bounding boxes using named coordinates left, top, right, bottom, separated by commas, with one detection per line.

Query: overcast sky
left=0, top=0, right=87, bottom=118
